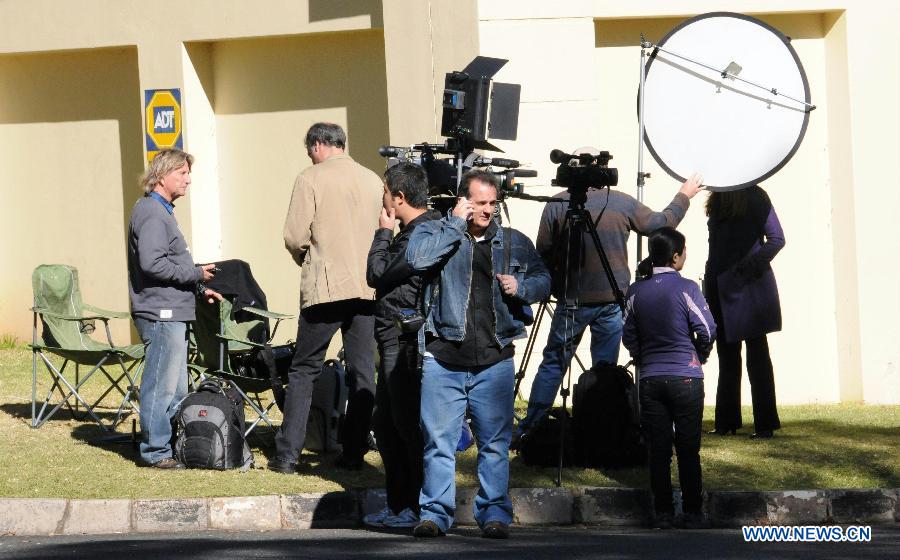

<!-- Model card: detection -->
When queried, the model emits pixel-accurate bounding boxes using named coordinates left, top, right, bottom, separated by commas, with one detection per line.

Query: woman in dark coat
left=705, top=185, right=785, bottom=438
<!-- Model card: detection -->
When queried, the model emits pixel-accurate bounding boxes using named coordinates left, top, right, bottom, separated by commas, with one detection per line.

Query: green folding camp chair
left=190, top=294, right=293, bottom=436
left=29, top=264, right=144, bottom=430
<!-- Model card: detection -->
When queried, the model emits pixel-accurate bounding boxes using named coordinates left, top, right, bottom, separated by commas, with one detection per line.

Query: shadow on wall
left=186, top=29, right=389, bottom=173
left=594, top=12, right=835, bottom=48
left=183, top=30, right=390, bottom=340
left=0, top=47, right=144, bottom=237
left=0, top=47, right=144, bottom=343
left=308, top=0, right=384, bottom=27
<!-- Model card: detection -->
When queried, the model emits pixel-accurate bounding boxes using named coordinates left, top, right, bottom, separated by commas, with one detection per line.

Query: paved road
left=1, top=526, right=898, bottom=559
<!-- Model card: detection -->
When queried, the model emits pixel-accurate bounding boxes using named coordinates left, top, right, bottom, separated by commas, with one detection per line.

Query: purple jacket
left=705, top=186, right=785, bottom=343
left=623, top=269, right=717, bottom=379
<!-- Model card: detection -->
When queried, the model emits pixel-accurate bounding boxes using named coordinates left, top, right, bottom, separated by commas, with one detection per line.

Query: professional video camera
left=550, top=148, right=619, bottom=205
left=379, top=56, right=535, bottom=204
left=379, top=142, right=536, bottom=199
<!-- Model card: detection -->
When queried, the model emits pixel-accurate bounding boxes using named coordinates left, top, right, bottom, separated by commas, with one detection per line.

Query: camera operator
left=517, top=148, right=703, bottom=438
left=406, top=170, right=550, bottom=539
left=363, top=163, right=439, bottom=529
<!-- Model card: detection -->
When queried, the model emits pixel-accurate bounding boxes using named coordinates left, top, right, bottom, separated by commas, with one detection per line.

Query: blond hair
left=140, top=149, right=194, bottom=194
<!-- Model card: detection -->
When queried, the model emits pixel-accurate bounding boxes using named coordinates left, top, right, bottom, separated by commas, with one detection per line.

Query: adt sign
left=153, top=106, right=176, bottom=132
left=144, top=89, right=183, bottom=163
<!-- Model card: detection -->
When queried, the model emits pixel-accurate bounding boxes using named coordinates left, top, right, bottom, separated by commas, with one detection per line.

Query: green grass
left=0, top=334, right=19, bottom=350
left=1, top=347, right=898, bottom=499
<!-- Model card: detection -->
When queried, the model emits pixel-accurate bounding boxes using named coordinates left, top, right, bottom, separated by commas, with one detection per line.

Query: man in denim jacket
left=405, top=170, right=551, bottom=539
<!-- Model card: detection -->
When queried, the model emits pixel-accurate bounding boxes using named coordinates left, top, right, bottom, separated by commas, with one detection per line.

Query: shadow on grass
left=0, top=402, right=132, bottom=428
left=61, top=415, right=387, bottom=492
left=699, top=417, right=900, bottom=491
left=501, top=416, right=900, bottom=492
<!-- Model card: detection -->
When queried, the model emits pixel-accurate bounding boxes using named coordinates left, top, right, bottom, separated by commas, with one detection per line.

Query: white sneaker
left=383, top=507, right=420, bottom=528
left=363, top=506, right=394, bottom=527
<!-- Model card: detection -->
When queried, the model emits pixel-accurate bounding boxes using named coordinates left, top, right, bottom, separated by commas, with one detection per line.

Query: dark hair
left=383, top=162, right=429, bottom=209
left=458, top=168, right=499, bottom=198
left=305, top=122, right=346, bottom=150
left=706, top=188, right=749, bottom=220
left=637, top=227, right=686, bottom=278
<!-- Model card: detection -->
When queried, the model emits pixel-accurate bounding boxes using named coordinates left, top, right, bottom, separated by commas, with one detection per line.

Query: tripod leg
left=514, top=300, right=550, bottom=399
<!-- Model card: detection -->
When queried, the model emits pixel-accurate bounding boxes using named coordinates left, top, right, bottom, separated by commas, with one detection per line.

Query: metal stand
left=554, top=194, right=628, bottom=485
left=631, top=35, right=653, bottom=418
left=511, top=187, right=626, bottom=487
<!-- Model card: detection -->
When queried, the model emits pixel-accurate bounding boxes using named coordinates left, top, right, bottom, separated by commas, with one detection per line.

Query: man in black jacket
left=364, top=162, right=438, bottom=529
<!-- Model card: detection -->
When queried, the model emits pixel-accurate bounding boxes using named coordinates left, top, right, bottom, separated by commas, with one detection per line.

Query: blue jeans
left=419, top=355, right=514, bottom=532
left=521, top=302, right=622, bottom=432
left=134, top=318, right=188, bottom=465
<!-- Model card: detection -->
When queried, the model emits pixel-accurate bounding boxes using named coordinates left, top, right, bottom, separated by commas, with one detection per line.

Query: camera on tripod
left=550, top=148, right=619, bottom=204
left=378, top=57, right=535, bottom=207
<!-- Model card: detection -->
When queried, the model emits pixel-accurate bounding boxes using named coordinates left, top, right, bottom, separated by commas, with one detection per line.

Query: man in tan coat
left=271, top=122, right=383, bottom=473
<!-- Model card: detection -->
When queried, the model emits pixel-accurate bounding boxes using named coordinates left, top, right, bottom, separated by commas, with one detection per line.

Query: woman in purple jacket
left=705, top=185, right=785, bottom=439
left=623, top=227, right=716, bottom=529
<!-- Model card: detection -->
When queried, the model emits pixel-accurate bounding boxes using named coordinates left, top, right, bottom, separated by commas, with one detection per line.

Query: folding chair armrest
left=82, top=304, right=129, bottom=320
left=31, top=307, right=107, bottom=321
left=215, top=333, right=266, bottom=348
left=242, top=306, right=295, bottom=320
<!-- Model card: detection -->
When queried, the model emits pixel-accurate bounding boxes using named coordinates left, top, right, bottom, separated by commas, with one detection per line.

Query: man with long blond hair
left=128, top=148, right=220, bottom=469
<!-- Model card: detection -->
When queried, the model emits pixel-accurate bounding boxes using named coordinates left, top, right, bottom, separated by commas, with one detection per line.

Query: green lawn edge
left=2, top=347, right=898, bottom=499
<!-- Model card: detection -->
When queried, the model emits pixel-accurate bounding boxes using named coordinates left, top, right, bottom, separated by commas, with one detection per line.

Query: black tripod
left=513, top=187, right=627, bottom=486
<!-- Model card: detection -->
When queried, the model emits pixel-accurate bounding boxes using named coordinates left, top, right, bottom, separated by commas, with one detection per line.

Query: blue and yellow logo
left=144, top=89, right=183, bottom=163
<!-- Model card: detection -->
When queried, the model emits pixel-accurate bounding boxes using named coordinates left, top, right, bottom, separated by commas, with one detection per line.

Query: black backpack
left=572, top=364, right=647, bottom=468
left=173, top=379, right=253, bottom=471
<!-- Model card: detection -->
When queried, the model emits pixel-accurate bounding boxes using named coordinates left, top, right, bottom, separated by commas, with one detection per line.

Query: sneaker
left=675, top=512, right=711, bottom=529
left=481, top=520, right=510, bottom=539
left=384, top=508, right=419, bottom=528
left=149, top=457, right=186, bottom=470
left=413, top=519, right=445, bottom=538
left=363, top=506, right=394, bottom=528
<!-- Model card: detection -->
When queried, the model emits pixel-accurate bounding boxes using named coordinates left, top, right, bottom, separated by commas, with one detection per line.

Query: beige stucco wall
left=0, top=0, right=895, bottom=404
left=0, top=0, right=454, bottom=351
left=0, top=47, right=143, bottom=344
left=479, top=0, right=898, bottom=405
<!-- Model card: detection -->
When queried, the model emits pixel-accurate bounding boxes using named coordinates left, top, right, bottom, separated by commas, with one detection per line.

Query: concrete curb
left=1, top=487, right=897, bottom=536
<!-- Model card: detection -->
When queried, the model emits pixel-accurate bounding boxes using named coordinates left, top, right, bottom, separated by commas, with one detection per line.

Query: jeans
left=275, top=299, right=376, bottom=463
left=419, top=355, right=515, bottom=532
left=374, top=338, right=423, bottom=514
left=640, top=375, right=704, bottom=515
left=521, top=302, right=622, bottom=432
left=133, top=318, right=188, bottom=465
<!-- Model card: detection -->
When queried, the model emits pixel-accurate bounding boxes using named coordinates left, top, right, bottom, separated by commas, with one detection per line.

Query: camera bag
left=572, top=364, right=646, bottom=468
left=518, top=407, right=576, bottom=467
left=304, top=358, right=349, bottom=453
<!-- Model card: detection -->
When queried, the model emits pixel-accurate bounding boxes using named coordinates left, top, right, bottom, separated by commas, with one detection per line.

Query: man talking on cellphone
left=405, top=169, right=550, bottom=539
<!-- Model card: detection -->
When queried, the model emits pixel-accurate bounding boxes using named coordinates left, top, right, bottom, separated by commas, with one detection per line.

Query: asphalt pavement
left=1, top=525, right=898, bottom=560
